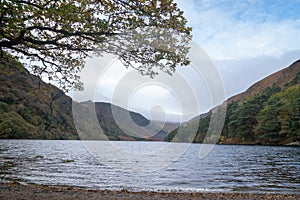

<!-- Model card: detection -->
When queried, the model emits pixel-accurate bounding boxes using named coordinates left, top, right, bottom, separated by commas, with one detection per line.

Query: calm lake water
left=0, top=140, right=299, bottom=194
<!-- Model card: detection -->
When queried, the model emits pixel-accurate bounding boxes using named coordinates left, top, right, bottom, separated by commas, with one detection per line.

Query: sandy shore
left=0, top=182, right=299, bottom=200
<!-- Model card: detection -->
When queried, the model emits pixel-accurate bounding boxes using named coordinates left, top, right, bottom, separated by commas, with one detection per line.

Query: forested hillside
left=0, top=56, right=78, bottom=139
left=166, top=60, right=300, bottom=146
left=0, top=57, right=173, bottom=140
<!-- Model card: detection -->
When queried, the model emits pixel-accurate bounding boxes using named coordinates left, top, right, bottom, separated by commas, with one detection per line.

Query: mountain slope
left=166, top=60, right=300, bottom=146
left=0, top=56, right=175, bottom=140
left=76, top=101, right=170, bottom=141
left=0, top=57, right=77, bottom=139
left=228, top=60, right=300, bottom=103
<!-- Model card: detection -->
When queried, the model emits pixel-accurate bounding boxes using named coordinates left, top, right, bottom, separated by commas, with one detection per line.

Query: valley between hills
left=0, top=57, right=299, bottom=146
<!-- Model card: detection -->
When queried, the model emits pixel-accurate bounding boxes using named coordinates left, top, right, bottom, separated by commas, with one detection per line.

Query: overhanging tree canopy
left=0, top=0, right=192, bottom=91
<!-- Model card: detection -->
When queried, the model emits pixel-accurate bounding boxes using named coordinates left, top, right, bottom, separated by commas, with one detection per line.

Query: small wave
left=140, top=187, right=232, bottom=193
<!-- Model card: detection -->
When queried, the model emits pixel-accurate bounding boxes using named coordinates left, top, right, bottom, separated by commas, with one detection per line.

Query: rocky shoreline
left=1, top=182, right=299, bottom=200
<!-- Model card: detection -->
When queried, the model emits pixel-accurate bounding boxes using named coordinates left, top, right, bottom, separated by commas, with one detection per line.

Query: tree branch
left=9, top=46, right=60, bottom=73
left=26, top=26, right=119, bottom=37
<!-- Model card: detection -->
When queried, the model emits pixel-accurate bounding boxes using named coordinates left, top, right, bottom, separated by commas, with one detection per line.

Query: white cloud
left=176, top=0, right=300, bottom=60
left=202, top=20, right=300, bottom=59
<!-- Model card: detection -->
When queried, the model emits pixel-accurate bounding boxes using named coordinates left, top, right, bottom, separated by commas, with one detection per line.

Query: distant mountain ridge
left=0, top=57, right=178, bottom=140
left=77, top=101, right=174, bottom=141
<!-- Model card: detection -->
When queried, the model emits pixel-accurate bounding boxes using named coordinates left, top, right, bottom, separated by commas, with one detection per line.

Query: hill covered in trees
left=0, top=57, right=175, bottom=140
left=166, top=60, right=300, bottom=146
left=0, top=57, right=77, bottom=139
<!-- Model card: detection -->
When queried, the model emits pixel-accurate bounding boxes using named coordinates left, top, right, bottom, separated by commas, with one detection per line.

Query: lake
left=0, top=140, right=299, bottom=194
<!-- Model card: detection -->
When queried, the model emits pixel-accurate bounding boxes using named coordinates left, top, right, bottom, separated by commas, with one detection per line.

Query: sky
left=72, top=0, right=300, bottom=122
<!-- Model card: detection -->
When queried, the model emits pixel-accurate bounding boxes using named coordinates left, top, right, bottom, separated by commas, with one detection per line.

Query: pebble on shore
left=0, top=182, right=299, bottom=200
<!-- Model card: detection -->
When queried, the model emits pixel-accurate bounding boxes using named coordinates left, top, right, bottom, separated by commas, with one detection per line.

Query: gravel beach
left=1, top=182, right=299, bottom=200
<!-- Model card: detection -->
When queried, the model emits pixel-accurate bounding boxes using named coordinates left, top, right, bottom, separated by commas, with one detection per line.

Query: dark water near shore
left=0, top=140, right=299, bottom=194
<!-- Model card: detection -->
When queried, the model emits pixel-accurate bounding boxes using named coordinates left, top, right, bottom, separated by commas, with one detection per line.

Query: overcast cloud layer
left=72, top=0, right=300, bottom=122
